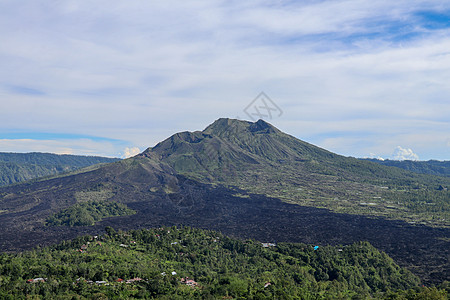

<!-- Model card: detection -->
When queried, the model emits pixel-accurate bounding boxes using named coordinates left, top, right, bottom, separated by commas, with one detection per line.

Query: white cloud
left=122, top=147, right=141, bottom=159
left=392, top=146, right=419, bottom=161
left=368, top=153, right=384, bottom=161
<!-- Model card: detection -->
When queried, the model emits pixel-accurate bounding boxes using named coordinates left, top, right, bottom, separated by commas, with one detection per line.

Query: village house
left=75, top=278, right=93, bottom=285
left=26, top=278, right=46, bottom=284
left=126, top=277, right=144, bottom=284
left=181, top=277, right=199, bottom=288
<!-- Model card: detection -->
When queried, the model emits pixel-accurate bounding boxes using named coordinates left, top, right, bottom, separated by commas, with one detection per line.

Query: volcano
left=0, top=118, right=448, bottom=284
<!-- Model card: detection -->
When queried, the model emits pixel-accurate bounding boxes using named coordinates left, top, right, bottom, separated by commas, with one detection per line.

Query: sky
left=0, top=0, right=449, bottom=160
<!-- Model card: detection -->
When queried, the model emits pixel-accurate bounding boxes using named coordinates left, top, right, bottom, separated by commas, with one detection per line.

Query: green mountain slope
left=0, top=152, right=119, bottom=186
left=143, top=118, right=450, bottom=227
left=0, top=226, right=438, bottom=299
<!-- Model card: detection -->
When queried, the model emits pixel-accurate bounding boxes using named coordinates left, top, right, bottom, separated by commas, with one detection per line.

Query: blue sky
left=0, top=0, right=449, bottom=159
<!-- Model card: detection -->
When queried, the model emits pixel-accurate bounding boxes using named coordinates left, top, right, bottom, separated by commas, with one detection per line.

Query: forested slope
left=1, top=227, right=447, bottom=299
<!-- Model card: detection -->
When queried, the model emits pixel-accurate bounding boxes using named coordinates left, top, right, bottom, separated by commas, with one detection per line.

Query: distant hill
left=0, top=152, right=119, bottom=186
left=0, top=118, right=448, bottom=284
left=363, top=158, right=450, bottom=177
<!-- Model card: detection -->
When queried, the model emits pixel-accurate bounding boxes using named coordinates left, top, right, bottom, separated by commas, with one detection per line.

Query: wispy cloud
left=6, top=85, right=45, bottom=96
left=0, top=1, right=449, bottom=159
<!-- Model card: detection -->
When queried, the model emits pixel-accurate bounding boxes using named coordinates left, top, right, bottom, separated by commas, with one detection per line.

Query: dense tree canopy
left=0, top=226, right=447, bottom=299
left=45, top=201, right=136, bottom=226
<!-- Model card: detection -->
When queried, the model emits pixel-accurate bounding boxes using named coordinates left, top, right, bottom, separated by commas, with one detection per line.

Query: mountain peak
left=203, top=118, right=280, bottom=136
left=249, top=119, right=279, bottom=134
left=203, top=118, right=250, bottom=133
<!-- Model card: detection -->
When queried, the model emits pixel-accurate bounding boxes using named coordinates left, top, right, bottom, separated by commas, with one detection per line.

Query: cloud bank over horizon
left=1, top=1, right=449, bottom=160
left=392, top=146, right=420, bottom=161
left=122, top=147, right=141, bottom=159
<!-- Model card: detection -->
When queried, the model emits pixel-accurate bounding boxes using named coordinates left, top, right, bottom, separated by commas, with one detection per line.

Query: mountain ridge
left=364, top=158, right=450, bottom=178
left=0, top=152, right=119, bottom=187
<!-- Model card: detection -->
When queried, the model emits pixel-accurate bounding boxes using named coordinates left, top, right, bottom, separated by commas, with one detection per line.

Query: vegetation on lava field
left=45, top=201, right=135, bottom=226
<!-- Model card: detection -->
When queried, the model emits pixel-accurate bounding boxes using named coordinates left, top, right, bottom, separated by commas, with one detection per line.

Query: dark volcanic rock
left=0, top=179, right=447, bottom=285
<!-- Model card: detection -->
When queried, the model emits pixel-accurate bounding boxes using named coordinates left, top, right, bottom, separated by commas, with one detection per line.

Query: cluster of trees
left=383, top=189, right=450, bottom=214
left=45, top=201, right=135, bottom=226
left=0, top=226, right=447, bottom=299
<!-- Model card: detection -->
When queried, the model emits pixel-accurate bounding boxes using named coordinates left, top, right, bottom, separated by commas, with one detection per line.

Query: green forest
left=0, top=226, right=447, bottom=299
left=45, top=201, right=136, bottom=227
